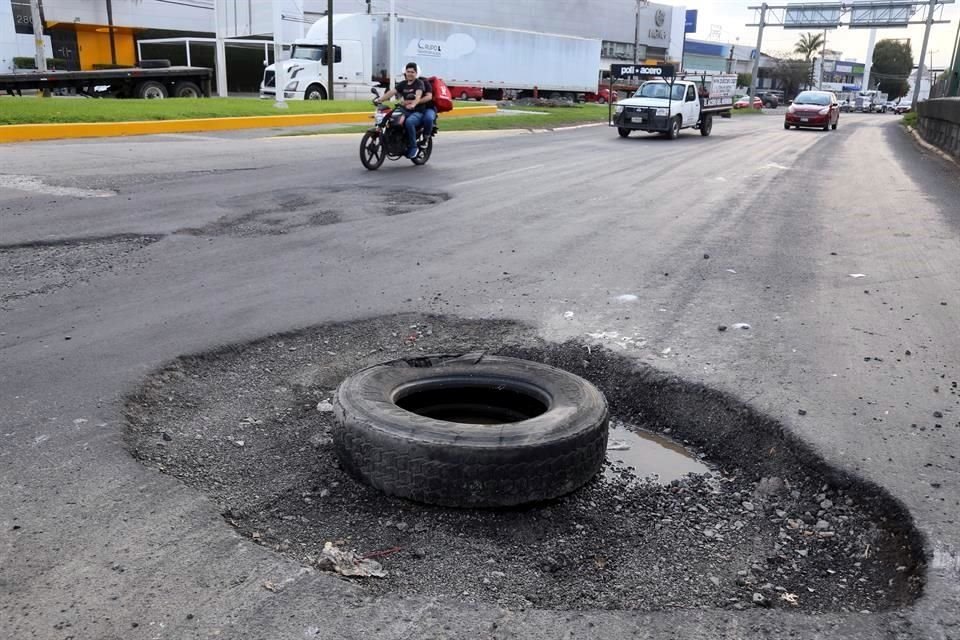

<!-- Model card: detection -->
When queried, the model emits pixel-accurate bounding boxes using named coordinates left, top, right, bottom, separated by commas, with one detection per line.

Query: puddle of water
left=604, top=421, right=710, bottom=484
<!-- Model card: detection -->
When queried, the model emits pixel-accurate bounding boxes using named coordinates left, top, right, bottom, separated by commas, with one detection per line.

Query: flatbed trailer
left=0, top=65, right=213, bottom=99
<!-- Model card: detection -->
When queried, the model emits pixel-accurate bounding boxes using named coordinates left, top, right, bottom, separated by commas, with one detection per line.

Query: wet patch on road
left=0, top=234, right=163, bottom=307
left=177, top=187, right=449, bottom=237
left=123, top=314, right=924, bottom=614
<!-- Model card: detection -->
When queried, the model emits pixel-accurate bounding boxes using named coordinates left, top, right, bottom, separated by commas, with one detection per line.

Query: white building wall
left=1, top=2, right=52, bottom=74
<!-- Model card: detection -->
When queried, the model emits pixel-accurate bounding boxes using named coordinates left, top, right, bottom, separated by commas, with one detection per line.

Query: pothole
left=123, top=314, right=924, bottom=613
left=179, top=187, right=449, bottom=237
left=0, top=234, right=162, bottom=307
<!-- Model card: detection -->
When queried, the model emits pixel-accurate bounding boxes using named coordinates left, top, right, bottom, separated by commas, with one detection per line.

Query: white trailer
left=260, top=13, right=601, bottom=101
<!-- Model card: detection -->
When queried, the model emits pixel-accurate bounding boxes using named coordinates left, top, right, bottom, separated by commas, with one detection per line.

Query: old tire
left=699, top=113, right=713, bottom=136
left=136, top=80, right=168, bottom=99
left=173, top=81, right=202, bottom=98
left=617, top=127, right=630, bottom=138
left=332, top=354, right=609, bottom=508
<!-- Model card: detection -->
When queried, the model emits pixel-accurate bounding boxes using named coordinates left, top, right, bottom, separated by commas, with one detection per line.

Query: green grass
left=902, top=111, right=918, bottom=128
left=0, top=97, right=377, bottom=125
left=730, top=107, right=765, bottom=116
left=280, top=104, right=612, bottom=136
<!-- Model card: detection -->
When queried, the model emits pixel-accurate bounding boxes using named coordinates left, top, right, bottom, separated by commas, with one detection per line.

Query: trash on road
left=316, top=400, right=334, bottom=412
left=849, top=274, right=866, bottom=278
left=314, top=542, right=387, bottom=578
left=731, top=323, right=751, bottom=330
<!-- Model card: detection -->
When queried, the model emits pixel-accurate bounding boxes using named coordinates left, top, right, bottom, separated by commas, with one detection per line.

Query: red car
left=448, top=85, right=483, bottom=101
left=784, top=90, right=840, bottom=131
left=734, top=95, right=763, bottom=109
left=584, top=87, right=614, bottom=104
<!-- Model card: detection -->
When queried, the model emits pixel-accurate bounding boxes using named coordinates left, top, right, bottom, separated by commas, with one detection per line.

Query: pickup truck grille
left=623, top=106, right=654, bottom=118
left=263, top=70, right=275, bottom=87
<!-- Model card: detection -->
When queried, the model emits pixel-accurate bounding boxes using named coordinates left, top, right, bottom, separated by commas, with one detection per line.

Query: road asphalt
left=2, top=112, right=959, bottom=639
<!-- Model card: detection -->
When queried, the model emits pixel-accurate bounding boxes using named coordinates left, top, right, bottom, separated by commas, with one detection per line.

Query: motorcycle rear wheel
left=411, top=136, right=433, bottom=166
left=360, top=131, right=385, bottom=171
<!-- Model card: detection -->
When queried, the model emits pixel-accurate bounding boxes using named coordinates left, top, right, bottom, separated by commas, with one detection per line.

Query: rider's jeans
left=421, top=108, right=436, bottom=139
left=403, top=111, right=424, bottom=154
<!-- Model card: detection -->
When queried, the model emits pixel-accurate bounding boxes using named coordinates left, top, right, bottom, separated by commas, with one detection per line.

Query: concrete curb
left=0, top=105, right=498, bottom=144
left=904, top=123, right=960, bottom=168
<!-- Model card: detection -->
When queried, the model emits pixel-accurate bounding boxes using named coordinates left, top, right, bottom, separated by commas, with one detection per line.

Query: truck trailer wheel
left=305, top=84, right=327, bottom=100
left=617, top=127, right=631, bottom=138
left=667, top=116, right=681, bottom=140
left=699, top=113, right=713, bottom=136
left=173, top=81, right=201, bottom=98
left=136, top=80, right=168, bottom=99
left=332, top=354, right=609, bottom=508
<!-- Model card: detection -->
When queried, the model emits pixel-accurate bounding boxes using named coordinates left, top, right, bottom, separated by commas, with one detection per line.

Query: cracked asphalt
left=2, top=113, right=959, bottom=639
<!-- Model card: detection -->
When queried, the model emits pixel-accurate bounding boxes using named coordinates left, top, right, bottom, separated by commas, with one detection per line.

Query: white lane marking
left=0, top=174, right=114, bottom=198
left=760, top=162, right=790, bottom=171
left=450, top=164, right=545, bottom=188
left=552, top=123, right=607, bottom=131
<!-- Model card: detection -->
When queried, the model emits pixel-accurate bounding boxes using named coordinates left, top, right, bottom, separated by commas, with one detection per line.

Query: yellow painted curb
left=0, top=105, right=498, bottom=143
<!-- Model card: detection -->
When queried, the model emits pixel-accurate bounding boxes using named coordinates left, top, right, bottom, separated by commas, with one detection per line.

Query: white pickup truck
left=611, top=74, right=736, bottom=139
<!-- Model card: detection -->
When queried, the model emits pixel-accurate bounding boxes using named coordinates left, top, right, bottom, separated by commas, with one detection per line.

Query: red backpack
left=429, top=76, right=454, bottom=112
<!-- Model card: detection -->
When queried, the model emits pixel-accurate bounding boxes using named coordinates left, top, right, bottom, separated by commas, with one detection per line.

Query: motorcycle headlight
left=614, top=105, right=624, bottom=114
left=818, top=107, right=829, bottom=115
left=655, top=108, right=668, bottom=116
left=285, top=81, right=299, bottom=91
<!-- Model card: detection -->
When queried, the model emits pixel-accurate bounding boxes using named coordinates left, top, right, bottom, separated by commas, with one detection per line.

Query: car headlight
left=614, top=105, right=624, bottom=114
left=818, top=107, right=829, bottom=115
left=655, top=108, right=668, bottom=116
left=285, top=81, right=299, bottom=91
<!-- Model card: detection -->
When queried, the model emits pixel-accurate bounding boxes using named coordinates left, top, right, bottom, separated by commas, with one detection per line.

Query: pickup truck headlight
left=614, top=105, right=624, bottom=114
left=655, top=108, right=668, bottom=116
left=285, top=81, right=299, bottom=91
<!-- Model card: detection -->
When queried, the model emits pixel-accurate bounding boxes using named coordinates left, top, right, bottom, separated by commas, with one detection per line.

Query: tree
left=736, top=73, right=752, bottom=88
left=772, top=58, right=814, bottom=98
left=794, top=32, right=825, bottom=61
left=872, top=39, right=912, bottom=99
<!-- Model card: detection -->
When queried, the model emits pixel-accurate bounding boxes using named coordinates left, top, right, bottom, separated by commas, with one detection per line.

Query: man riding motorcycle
left=375, top=62, right=432, bottom=159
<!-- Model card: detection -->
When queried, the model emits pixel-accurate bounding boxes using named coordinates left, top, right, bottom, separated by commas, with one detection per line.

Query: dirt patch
left=123, top=314, right=924, bottom=614
left=0, top=234, right=162, bottom=307
left=179, top=187, right=449, bottom=237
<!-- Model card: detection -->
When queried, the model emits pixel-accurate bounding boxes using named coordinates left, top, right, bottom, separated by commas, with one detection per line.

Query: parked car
left=734, top=95, right=763, bottom=109
left=784, top=90, right=840, bottom=131
left=838, top=99, right=852, bottom=112
left=448, top=85, right=483, bottom=101
left=894, top=102, right=912, bottom=115
left=761, top=91, right=780, bottom=108
left=584, top=87, right=614, bottom=104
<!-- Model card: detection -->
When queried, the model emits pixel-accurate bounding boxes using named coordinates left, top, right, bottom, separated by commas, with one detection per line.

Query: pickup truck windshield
left=634, top=83, right=686, bottom=100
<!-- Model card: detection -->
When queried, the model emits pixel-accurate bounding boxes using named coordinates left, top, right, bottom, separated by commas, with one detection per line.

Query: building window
left=602, top=40, right=641, bottom=61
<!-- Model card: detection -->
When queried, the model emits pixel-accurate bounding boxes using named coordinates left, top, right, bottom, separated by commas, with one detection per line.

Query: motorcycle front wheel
left=360, top=131, right=385, bottom=170
left=411, top=136, right=433, bottom=166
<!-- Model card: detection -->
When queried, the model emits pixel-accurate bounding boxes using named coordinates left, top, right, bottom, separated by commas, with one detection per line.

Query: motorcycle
left=359, top=88, right=436, bottom=171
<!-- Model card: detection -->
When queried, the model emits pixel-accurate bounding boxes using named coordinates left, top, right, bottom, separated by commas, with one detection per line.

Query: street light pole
left=911, top=0, right=938, bottom=108
left=29, top=0, right=46, bottom=73
left=747, top=3, right=767, bottom=104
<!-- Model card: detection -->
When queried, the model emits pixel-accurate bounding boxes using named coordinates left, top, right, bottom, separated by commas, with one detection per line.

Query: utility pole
left=818, top=28, right=828, bottom=89
left=327, top=0, right=334, bottom=100
left=863, top=28, right=878, bottom=92
left=633, top=2, right=640, bottom=63
left=214, top=0, right=228, bottom=97
left=747, top=3, right=767, bottom=104
left=272, top=0, right=286, bottom=107
left=912, top=0, right=938, bottom=108
left=105, top=0, right=117, bottom=65
left=29, top=0, right=46, bottom=73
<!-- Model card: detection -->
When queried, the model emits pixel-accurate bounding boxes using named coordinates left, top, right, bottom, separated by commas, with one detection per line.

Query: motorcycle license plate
left=800, top=117, right=809, bottom=122
left=631, top=117, right=645, bottom=123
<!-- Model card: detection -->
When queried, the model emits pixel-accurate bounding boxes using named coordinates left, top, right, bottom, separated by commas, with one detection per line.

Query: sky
left=673, top=0, right=960, bottom=69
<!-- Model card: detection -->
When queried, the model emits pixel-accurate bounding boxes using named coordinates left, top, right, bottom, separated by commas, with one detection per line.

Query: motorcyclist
left=376, top=62, right=425, bottom=159
left=413, top=65, right=437, bottom=148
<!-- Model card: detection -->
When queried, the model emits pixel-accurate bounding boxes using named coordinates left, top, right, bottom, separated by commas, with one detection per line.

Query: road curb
left=0, top=105, right=498, bottom=144
left=904, top=123, right=959, bottom=168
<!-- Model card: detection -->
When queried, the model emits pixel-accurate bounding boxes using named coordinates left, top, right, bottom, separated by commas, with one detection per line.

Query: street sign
left=685, top=10, right=698, bottom=33
left=611, top=64, right=676, bottom=79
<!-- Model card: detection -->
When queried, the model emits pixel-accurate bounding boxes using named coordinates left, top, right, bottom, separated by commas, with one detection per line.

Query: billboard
left=783, top=4, right=843, bottom=29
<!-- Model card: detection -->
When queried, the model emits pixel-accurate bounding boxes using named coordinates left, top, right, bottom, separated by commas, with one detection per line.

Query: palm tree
left=794, top=32, right=826, bottom=61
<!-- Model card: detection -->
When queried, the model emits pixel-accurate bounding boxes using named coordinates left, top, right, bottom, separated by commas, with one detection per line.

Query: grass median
left=0, top=96, right=374, bottom=125
left=279, top=103, right=612, bottom=136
